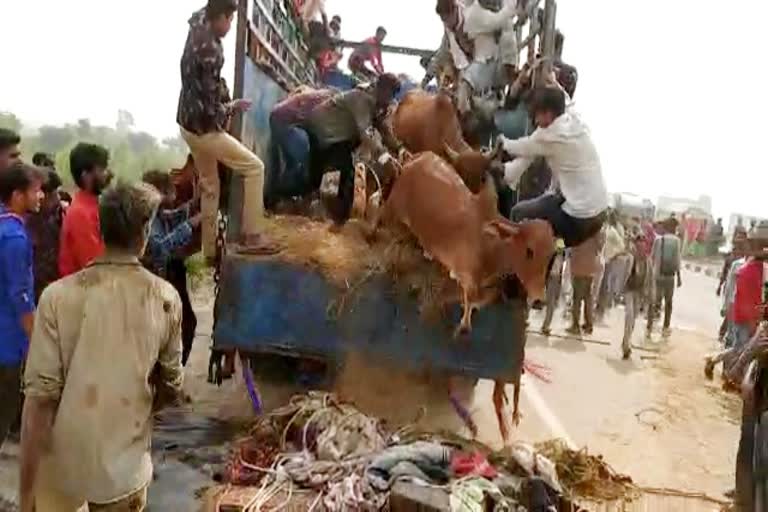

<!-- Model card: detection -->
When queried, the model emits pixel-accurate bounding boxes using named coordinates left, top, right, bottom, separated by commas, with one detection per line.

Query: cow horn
left=443, top=143, right=460, bottom=164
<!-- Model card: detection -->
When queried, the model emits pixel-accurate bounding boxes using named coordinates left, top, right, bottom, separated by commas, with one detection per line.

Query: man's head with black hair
left=528, top=86, right=566, bottom=129
left=32, top=152, right=55, bottom=169
left=142, top=169, right=176, bottom=208
left=99, top=181, right=161, bottom=256
left=39, top=169, right=63, bottom=214
left=206, top=0, right=238, bottom=38
left=0, top=129, right=21, bottom=173
left=69, top=143, right=112, bottom=196
left=0, top=162, right=44, bottom=215
left=375, top=26, right=387, bottom=43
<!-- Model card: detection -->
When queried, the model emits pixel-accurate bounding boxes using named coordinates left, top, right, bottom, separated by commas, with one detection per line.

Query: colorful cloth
left=59, top=190, right=104, bottom=277
left=271, top=89, right=334, bottom=126
left=0, top=205, right=34, bottom=365
left=177, top=8, right=233, bottom=135
left=144, top=205, right=194, bottom=279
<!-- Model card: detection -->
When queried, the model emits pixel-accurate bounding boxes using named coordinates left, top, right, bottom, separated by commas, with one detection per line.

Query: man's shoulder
left=140, top=268, right=183, bottom=307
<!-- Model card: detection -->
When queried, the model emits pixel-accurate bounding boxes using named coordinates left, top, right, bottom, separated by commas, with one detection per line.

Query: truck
left=210, top=0, right=562, bottom=389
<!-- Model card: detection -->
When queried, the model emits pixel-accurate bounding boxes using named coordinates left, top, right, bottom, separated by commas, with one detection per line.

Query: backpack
left=659, top=235, right=680, bottom=277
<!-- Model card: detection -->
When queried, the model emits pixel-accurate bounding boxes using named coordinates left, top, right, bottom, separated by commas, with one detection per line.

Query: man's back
left=651, top=233, right=681, bottom=280
left=25, top=256, right=183, bottom=504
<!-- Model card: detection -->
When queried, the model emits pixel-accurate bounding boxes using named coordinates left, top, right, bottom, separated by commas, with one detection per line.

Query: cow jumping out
left=372, top=152, right=553, bottom=333
left=370, top=151, right=555, bottom=442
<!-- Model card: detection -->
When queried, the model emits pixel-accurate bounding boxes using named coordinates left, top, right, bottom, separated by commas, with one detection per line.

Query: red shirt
left=733, top=258, right=764, bottom=331
left=58, top=190, right=104, bottom=277
left=351, top=37, right=384, bottom=74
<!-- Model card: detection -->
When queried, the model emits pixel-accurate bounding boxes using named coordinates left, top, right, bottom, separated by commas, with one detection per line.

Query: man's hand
left=189, top=213, right=203, bottom=229
left=231, top=99, right=252, bottom=112
left=495, top=136, right=507, bottom=156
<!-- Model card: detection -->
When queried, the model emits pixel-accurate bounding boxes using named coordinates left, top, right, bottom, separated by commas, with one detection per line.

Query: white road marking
left=521, top=375, right=577, bottom=450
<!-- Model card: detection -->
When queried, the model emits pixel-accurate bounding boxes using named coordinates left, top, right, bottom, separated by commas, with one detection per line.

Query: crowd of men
left=704, top=222, right=768, bottom=510
left=0, top=125, right=209, bottom=510
left=538, top=212, right=684, bottom=360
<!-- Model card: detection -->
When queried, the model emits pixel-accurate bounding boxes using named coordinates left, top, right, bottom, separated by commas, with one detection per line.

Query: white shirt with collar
left=463, top=0, right=518, bottom=63
left=501, top=93, right=608, bottom=219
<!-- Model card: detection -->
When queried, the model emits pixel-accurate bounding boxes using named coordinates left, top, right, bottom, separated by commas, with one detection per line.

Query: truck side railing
left=241, top=0, right=317, bottom=90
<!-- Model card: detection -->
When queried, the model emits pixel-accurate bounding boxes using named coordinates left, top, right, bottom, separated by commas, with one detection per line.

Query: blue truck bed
left=213, top=256, right=527, bottom=382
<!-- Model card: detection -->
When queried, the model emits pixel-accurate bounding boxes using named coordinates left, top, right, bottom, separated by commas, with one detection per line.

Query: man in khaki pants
left=177, top=0, right=277, bottom=261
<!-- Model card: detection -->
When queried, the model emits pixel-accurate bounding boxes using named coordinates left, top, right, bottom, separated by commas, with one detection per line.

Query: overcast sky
left=0, top=0, right=765, bottom=221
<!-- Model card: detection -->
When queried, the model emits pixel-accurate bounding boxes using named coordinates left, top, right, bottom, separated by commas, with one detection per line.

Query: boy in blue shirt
left=0, top=163, right=43, bottom=447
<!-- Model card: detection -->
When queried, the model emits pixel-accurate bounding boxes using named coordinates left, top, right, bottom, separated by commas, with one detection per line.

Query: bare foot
left=236, top=234, right=280, bottom=255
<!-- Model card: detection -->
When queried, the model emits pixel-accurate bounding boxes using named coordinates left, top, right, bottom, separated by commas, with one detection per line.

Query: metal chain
left=214, top=212, right=229, bottom=295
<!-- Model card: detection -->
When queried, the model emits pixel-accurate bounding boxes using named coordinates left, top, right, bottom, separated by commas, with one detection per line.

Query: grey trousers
left=647, top=277, right=675, bottom=330
left=571, top=276, right=594, bottom=330
left=623, top=290, right=640, bottom=353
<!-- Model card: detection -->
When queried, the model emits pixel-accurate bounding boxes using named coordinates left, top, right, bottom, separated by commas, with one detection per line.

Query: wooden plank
left=390, top=482, right=450, bottom=512
left=338, top=40, right=434, bottom=59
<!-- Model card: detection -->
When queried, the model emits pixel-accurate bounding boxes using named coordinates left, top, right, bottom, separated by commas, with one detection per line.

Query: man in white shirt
left=457, top=0, right=519, bottom=113
left=497, top=83, right=608, bottom=247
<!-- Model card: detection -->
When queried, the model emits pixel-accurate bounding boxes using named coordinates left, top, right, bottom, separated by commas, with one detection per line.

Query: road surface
left=0, top=268, right=739, bottom=508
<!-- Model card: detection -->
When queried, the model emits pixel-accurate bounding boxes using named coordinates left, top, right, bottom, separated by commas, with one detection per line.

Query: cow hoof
left=454, top=324, right=471, bottom=340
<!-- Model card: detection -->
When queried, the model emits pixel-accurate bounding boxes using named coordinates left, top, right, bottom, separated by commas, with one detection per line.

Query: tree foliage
left=0, top=110, right=187, bottom=187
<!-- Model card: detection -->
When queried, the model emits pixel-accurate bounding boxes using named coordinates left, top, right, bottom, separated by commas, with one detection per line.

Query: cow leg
left=493, top=380, right=510, bottom=443
left=455, top=287, right=475, bottom=338
left=512, top=375, right=522, bottom=426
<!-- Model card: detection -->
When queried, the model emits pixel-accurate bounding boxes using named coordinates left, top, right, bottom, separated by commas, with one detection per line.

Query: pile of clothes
left=219, top=392, right=636, bottom=511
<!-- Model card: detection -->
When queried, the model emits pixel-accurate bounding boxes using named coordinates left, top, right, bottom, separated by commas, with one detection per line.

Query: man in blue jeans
left=497, top=79, right=608, bottom=248
left=265, top=87, right=334, bottom=209
left=0, top=163, right=43, bottom=447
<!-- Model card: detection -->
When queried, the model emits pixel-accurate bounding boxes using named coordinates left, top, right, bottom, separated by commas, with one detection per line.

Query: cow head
left=443, top=143, right=502, bottom=194
left=481, top=218, right=555, bottom=302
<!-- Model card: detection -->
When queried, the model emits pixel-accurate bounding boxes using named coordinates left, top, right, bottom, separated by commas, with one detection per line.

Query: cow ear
left=443, top=143, right=460, bottom=164
left=490, top=219, right=520, bottom=239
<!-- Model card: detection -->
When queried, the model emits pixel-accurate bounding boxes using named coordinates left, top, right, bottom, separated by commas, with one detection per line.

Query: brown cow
left=390, top=90, right=500, bottom=195
left=374, top=152, right=554, bottom=334
left=373, top=152, right=554, bottom=442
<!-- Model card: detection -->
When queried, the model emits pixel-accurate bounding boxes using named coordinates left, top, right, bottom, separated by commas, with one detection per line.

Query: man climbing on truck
left=177, top=0, right=278, bottom=263
left=498, top=74, right=608, bottom=248
left=348, top=26, right=387, bottom=81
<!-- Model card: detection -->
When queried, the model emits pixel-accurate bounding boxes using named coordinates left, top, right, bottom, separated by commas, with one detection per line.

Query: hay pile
left=261, top=215, right=462, bottom=319
left=535, top=439, right=637, bottom=502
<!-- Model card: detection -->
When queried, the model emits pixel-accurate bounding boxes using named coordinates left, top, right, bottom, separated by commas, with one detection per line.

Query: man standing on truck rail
left=58, top=143, right=112, bottom=277
left=177, top=0, right=278, bottom=263
left=348, top=26, right=387, bottom=81
left=497, top=75, right=609, bottom=248
left=459, top=0, right=520, bottom=114
left=301, top=74, right=403, bottom=227
left=20, top=182, right=184, bottom=512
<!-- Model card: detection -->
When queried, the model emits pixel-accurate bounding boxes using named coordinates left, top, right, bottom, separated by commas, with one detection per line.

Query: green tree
left=0, top=112, right=22, bottom=132
left=5, top=111, right=187, bottom=186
